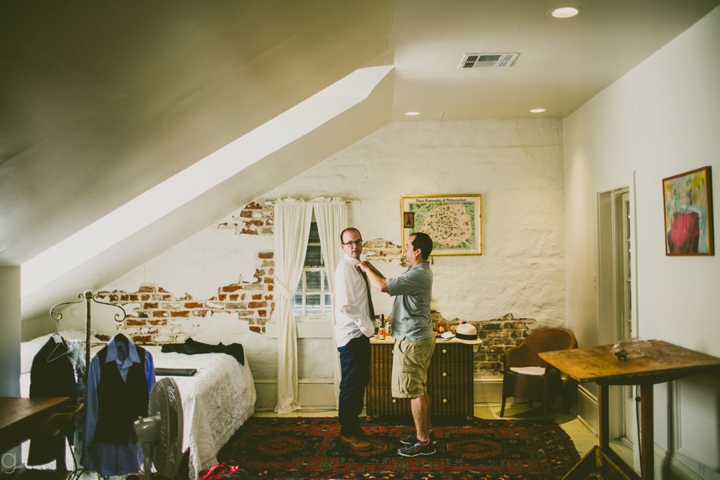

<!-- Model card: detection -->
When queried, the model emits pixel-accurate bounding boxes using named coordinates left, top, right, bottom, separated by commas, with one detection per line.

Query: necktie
left=360, top=271, right=376, bottom=322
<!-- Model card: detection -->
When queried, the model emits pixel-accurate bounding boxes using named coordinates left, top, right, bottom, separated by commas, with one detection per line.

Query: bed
left=148, top=346, right=256, bottom=478
left=21, top=334, right=256, bottom=479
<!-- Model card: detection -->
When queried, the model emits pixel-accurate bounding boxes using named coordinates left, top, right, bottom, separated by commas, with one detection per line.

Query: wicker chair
left=500, top=328, right=577, bottom=417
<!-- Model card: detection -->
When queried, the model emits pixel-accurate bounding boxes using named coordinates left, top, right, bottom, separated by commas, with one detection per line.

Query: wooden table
left=0, top=397, right=70, bottom=458
left=540, top=340, right=720, bottom=480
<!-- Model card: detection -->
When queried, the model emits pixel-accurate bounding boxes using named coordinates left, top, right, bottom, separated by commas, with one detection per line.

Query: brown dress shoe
left=339, top=435, right=372, bottom=451
left=356, top=428, right=375, bottom=439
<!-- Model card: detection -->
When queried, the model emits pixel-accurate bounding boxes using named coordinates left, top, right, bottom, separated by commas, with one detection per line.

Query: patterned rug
left=215, top=416, right=580, bottom=479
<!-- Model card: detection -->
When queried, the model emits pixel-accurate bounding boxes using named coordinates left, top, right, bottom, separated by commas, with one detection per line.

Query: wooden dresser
left=366, top=338, right=474, bottom=417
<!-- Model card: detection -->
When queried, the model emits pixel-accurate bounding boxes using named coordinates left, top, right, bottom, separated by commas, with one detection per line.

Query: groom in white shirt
left=334, top=228, right=376, bottom=451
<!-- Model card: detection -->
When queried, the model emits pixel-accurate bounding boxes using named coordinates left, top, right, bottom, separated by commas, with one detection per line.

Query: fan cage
left=149, top=378, right=183, bottom=476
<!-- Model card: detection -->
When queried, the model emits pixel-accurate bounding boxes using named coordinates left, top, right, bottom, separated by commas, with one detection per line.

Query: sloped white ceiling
left=2, top=0, right=719, bottom=322
left=0, top=1, right=393, bottom=267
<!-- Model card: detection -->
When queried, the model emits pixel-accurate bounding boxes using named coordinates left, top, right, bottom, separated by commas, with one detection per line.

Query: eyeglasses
left=342, top=240, right=363, bottom=246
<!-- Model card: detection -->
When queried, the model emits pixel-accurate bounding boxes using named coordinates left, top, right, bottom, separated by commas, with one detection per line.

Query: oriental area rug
left=215, top=416, right=580, bottom=480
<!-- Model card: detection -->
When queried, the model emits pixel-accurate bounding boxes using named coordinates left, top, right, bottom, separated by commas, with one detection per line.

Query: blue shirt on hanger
left=83, top=335, right=155, bottom=476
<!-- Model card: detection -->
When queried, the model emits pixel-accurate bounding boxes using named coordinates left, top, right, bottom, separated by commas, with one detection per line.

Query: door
left=617, top=192, right=636, bottom=454
left=597, top=187, right=639, bottom=468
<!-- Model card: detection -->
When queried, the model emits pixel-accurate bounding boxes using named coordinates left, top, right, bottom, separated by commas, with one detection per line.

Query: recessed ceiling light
left=550, top=7, right=580, bottom=18
left=530, top=108, right=546, bottom=113
left=405, top=111, right=420, bottom=116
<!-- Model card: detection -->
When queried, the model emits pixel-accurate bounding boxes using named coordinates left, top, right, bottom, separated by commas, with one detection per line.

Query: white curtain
left=274, top=198, right=313, bottom=414
left=312, top=197, right=347, bottom=409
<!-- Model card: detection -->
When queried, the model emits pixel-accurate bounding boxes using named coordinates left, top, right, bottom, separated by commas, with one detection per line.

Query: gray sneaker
left=398, top=438, right=436, bottom=457
left=399, top=430, right=436, bottom=445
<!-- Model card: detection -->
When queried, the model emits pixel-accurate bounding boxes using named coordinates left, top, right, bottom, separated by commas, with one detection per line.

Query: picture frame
left=436, top=322, right=447, bottom=335
left=401, top=194, right=482, bottom=256
left=662, top=166, right=714, bottom=256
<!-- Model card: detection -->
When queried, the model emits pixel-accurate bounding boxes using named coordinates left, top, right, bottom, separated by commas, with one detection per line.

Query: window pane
left=296, top=277, right=303, bottom=292
left=293, top=295, right=304, bottom=315
left=323, top=274, right=329, bottom=292
left=305, top=271, right=321, bottom=291
left=324, top=295, right=332, bottom=315
left=308, top=222, right=320, bottom=243
left=304, top=245, right=322, bottom=267
left=306, top=295, right=321, bottom=315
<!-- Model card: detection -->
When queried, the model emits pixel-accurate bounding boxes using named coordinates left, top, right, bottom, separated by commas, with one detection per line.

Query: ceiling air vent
left=460, top=53, right=519, bottom=69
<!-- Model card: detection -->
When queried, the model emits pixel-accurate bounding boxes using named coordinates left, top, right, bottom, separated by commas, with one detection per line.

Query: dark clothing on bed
left=337, top=335, right=371, bottom=437
left=162, top=338, right=245, bottom=365
left=28, top=336, right=78, bottom=466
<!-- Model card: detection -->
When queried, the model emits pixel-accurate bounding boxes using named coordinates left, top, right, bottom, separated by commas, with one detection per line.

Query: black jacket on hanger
left=28, top=336, right=78, bottom=466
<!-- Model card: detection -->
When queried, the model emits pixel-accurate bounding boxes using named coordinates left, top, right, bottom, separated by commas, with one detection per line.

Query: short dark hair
left=410, top=232, right=433, bottom=260
left=340, top=228, right=361, bottom=243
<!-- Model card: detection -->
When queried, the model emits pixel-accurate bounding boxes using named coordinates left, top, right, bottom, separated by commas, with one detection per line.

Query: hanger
left=47, top=344, right=70, bottom=362
left=47, top=331, right=69, bottom=362
left=51, top=318, right=63, bottom=344
left=114, top=333, right=129, bottom=362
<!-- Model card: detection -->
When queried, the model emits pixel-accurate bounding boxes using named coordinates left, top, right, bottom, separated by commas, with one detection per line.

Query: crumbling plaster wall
left=62, top=119, right=566, bottom=382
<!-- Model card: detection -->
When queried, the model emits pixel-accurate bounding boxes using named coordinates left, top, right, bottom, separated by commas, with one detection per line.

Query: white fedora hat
left=454, top=323, right=483, bottom=345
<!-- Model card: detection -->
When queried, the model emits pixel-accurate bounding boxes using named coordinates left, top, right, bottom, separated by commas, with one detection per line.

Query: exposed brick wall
left=433, top=313, right=536, bottom=377
left=217, top=200, right=274, bottom=235
left=99, top=196, right=530, bottom=375
left=94, top=251, right=275, bottom=345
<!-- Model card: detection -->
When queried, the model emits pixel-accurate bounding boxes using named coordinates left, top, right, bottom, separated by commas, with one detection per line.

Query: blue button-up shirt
left=83, top=336, right=155, bottom=476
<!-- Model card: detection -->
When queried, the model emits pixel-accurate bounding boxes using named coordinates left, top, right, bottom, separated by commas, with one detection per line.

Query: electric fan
left=133, top=377, right=184, bottom=480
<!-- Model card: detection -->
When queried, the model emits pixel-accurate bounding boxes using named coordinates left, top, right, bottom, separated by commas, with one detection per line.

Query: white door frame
left=595, top=171, right=639, bottom=339
left=595, top=171, right=640, bottom=471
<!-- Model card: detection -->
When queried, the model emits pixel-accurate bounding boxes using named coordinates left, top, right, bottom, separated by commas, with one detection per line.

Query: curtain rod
left=263, top=198, right=358, bottom=206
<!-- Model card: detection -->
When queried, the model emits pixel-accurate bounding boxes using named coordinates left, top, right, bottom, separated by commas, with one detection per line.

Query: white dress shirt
left=334, top=253, right=375, bottom=347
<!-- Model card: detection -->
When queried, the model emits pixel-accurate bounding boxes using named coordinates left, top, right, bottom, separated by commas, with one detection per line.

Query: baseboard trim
left=575, top=384, right=598, bottom=436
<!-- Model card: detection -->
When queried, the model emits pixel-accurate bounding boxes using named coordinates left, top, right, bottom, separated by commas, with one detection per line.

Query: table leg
left=598, top=384, right=610, bottom=450
left=56, top=438, right=67, bottom=473
left=640, top=383, right=654, bottom=480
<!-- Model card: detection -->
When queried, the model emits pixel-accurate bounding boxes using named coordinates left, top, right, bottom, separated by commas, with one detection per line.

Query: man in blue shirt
left=358, top=232, right=435, bottom=457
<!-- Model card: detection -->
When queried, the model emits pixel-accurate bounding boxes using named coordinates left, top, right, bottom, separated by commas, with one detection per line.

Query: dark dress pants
left=338, top=335, right=371, bottom=437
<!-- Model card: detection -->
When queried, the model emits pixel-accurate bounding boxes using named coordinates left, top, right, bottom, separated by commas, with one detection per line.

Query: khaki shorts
left=392, top=336, right=436, bottom=398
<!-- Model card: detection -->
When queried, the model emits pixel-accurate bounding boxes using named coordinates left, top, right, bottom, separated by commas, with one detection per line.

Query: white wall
left=62, top=119, right=566, bottom=393
left=0, top=266, right=21, bottom=397
left=564, top=6, right=720, bottom=477
left=270, top=120, right=567, bottom=325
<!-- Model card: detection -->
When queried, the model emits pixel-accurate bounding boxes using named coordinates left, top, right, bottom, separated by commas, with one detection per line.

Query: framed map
left=401, top=195, right=482, bottom=256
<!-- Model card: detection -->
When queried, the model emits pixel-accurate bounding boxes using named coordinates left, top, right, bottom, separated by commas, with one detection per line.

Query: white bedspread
left=145, top=346, right=256, bottom=479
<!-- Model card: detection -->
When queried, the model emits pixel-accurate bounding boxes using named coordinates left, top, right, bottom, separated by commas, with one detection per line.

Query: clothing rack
left=49, top=290, right=126, bottom=386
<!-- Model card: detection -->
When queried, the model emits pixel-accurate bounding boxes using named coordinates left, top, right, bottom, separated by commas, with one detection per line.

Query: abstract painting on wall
left=663, top=166, right=714, bottom=256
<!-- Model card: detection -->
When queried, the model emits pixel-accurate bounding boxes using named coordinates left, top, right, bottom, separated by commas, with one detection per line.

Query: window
left=293, top=222, right=332, bottom=316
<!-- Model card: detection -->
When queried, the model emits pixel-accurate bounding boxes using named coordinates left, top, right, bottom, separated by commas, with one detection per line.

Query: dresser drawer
left=367, top=340, right=474, bottom=417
